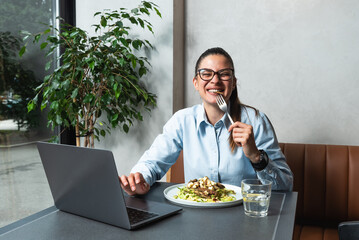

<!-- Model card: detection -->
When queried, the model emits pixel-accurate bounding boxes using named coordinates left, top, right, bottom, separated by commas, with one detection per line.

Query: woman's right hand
left=120, top=172, right=150, bottom=196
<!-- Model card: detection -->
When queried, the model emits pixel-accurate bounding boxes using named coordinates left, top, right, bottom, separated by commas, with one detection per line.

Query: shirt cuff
left=251, top=150, right=269, bottom=171
left=130, top=164, right=155, bottom=186
left=256, top=159, right=277, bottom=178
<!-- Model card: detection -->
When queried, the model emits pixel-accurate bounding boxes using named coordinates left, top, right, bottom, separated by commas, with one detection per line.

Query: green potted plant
left=20, top=1, right=161, bottom=147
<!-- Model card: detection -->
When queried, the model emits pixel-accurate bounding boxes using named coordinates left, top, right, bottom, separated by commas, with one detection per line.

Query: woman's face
left=193, top=54, right=236, bottom=106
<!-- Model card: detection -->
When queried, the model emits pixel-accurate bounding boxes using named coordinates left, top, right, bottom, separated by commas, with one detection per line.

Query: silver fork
left=216, top=94, right=234, bottom=124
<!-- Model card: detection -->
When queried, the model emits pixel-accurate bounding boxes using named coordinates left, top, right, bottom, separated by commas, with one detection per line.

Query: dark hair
left=195, top=47, right=235, bottom=75
left=195, top=47, right=257, bottom=152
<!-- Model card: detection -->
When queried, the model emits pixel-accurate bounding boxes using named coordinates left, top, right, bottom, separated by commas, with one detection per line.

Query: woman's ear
left=232, top=77, right=237, bottom=89
left=193, top=77, right=199, bottom=91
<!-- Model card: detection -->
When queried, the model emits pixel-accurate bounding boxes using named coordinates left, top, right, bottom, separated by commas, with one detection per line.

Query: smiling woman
left=120, top=47, right=294, bottom=196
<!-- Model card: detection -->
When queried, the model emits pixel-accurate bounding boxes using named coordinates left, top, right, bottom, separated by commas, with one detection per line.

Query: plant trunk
left=75, top=117, right=80, bottom=147
left=84, top=134, right=88, bottom=148
left=83, top=104, right=89, bottom=148
left=90, top=116, right=94, bottom=148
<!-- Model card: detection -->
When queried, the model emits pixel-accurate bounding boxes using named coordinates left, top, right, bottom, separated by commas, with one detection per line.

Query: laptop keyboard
left=126, top=207, right=159, bottom=225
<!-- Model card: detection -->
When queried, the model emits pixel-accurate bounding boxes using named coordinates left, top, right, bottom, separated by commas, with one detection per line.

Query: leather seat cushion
left=293, top=224, right=339, bottom=240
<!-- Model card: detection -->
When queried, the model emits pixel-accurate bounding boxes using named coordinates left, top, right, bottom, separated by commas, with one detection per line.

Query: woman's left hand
left=228, top=121, right=261, bottom=163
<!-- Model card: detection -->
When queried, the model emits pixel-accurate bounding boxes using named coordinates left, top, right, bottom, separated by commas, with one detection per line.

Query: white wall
left=75, top=0, right=359, bottom=177
left=76, top=0, right=173, bottom=176
left=185, top=0, right=359, bottom=145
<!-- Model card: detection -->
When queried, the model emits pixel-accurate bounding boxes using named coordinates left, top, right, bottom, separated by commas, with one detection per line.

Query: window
left=0, top=0, right=75, bottom=227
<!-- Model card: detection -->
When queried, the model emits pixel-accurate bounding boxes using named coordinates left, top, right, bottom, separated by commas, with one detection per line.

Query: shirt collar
left=196, top=104, right=207, bottom=131
left=196, top=104, right=232, bottom=131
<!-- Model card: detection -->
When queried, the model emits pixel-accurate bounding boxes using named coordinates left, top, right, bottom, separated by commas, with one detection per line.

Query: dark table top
left=0, top=182, right=297, bottom=240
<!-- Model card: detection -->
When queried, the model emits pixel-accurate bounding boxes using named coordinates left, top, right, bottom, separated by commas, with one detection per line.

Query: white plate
left=163, top=183, right=242, bottom=208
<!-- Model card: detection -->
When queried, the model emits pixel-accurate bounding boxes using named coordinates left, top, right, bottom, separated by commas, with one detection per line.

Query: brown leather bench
left=166, top=143, right=359, bottom=240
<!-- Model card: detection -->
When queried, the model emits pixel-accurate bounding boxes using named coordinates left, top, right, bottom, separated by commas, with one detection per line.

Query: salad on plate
left=173, top=176, right=236, bottom=203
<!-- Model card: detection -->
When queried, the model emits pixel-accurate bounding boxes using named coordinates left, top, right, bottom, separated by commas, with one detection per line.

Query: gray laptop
left=37, top=142, right=182, bottom=230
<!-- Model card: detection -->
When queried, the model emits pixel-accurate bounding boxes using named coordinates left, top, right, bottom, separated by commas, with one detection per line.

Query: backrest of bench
left=280, top=143, right=359, bottom=225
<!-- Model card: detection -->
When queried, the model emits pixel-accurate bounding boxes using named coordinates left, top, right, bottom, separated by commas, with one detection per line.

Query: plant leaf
left=19, top=46, right=26, bottom=57
left=131, top=8, right=139, bottom=14
left=154, top=7, right=162, bottom=18
left=119, top=58, right=125, bottom=66
left=89, top=61, right=95, bottom=70
left=27, top=101, right=35, bottom=112
left=41, top=101, right=47, bottom=111
left=137, top=18, right=145, bottom=28
left=112, top=113, right=119, bottom=122
left=147, top=25, right=153, bottom=33
left=143, top=2, right=152, bottom=9
left=83, top=94, right=94, bottom=103
left=123, top=124, right=129, bottom=133
left=43, top=28, right=51, bottom=34
left=45, top=61, right=52, bottom=71
left=34, top=34, right=41, bottom=43
left=139, top=67, right=146, bottom=77
left=116, top=21, right=123, bottom=28
left=56, top=115, right=63, bottom=125
left=50, top=101, right=59, bottom=110
left=40, top=42, right=48, bottom=49
left=129, top=17, right=138, bottom=25
left=132, top=40, right=141, bottom=50
left=119, top=38, right=128, bottom=47
left=71, top=88, right=79, bottom=99
left=101, top=16, right=107, bottom=27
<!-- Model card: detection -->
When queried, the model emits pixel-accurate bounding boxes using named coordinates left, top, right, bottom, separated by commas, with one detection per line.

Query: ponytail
left=228, top=86, right=241, bottom=152
left=228, top=86, right=258, bottom=152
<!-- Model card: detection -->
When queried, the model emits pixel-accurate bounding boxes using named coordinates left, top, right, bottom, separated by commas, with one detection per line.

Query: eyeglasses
left=197, top=68, right=234, bottom=81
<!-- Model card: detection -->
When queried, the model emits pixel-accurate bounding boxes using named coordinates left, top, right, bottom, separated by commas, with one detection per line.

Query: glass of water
left=241, top=179, right=272, bottom=217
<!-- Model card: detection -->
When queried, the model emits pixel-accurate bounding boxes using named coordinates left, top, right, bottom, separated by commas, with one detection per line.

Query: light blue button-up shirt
left=131, top=104, right=293, bottom=191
